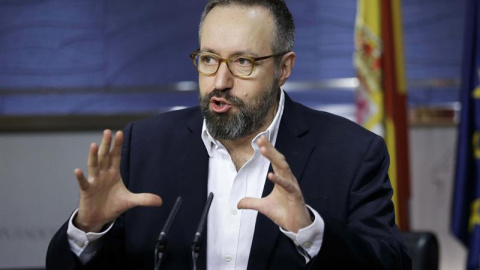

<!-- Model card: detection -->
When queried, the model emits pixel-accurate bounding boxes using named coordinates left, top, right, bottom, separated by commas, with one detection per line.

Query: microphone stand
left=191, top=192, right=214, bottom=270
left=154, top=196, right=182, bottom=270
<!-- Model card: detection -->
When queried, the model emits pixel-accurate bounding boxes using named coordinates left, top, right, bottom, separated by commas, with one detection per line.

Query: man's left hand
left=237, top=135, right=312, bottom=233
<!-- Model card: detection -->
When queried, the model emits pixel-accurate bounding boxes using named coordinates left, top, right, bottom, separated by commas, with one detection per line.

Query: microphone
left=154, top=196, right=182, bottom=270
left=191, top=192, right=214, bottom=270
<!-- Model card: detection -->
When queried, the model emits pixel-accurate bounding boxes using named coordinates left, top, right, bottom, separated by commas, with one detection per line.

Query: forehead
left=200, top=5, right=275, bottom=55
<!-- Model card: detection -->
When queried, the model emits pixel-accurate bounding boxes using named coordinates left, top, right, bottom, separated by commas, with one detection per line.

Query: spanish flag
left=354, top=0, right=411, bottom=231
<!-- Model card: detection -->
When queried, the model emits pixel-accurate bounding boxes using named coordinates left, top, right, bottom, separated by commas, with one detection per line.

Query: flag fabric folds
left=354, top=0, right=410, bottom=231
left=451, top=0, right=480, bottom=269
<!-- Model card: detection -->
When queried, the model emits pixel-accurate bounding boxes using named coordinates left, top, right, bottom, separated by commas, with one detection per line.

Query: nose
left=214, top=61, right=234, bottom=91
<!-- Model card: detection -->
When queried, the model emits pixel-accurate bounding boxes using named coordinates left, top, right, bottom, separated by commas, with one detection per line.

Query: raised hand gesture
left=237, top=135, right=312, bottom=233
left=74, top=130, right=162, bottom=233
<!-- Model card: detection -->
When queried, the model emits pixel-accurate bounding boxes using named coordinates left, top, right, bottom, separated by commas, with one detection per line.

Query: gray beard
left=200, top=83, right=279, bottom=141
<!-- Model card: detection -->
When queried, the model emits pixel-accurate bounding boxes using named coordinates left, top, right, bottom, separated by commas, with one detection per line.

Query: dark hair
left=199, top=0, right=295, bottom=54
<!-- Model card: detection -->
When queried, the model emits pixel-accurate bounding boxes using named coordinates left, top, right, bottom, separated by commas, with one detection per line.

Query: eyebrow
left=199, top=48, right=260, bottom=58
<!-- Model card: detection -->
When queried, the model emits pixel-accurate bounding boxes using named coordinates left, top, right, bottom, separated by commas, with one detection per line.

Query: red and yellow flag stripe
left=355, top=0, right=411, bottom=230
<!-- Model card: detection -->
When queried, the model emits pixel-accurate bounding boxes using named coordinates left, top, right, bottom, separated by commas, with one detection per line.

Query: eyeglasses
left=189, top=50, right=289, bottom=78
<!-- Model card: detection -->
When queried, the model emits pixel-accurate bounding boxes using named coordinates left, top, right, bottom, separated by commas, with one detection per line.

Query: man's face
left=198, top=5, right=280, bottom=140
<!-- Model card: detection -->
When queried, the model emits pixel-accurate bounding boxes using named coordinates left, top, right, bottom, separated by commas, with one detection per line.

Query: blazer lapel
left=175, top=109, right=210, bottom=268
left=248, top=93, right=315, bottom=269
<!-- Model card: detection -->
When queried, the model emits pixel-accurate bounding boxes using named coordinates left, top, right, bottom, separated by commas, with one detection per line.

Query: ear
left=278, top=52, right=296, bottom=86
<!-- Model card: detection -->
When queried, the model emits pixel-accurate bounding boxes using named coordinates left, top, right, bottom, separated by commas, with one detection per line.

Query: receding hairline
left=199, top=3, right=277, bottom=51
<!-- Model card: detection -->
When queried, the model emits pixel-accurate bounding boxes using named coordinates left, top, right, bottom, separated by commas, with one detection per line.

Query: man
left=47, top=0, right=411, bottom=269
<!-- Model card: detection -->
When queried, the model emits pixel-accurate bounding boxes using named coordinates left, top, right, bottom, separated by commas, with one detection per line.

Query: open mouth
left=214, top=100, right=226, bottom=107
left=210, top=97, right=232, bottom=113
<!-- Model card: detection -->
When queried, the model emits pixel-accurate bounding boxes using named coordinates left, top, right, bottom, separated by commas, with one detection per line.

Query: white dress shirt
left=67, top=90, right=325, bottom=268
left=203, top=90, right=323, bottom=269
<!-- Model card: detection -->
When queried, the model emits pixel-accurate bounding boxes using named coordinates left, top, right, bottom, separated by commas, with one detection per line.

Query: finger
left=98, top=129, right=112, bottom=169
left=87, top=142, right=99, bottom=177
left=257, top=136, right=291, bottom=173
left=237, top=197, right=264, bottom=212
left=129, top=193, right=163, bottom=208
left=257, top=135, right=280, bottom=162
left=267, top=172, right=297, bottom=194
left=74, top=168, right=90, bottom=190
left=110, top=131, right=123, bottom=168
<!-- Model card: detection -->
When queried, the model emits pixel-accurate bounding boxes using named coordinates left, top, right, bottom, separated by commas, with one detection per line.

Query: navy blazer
left=47, top=94, right=411, bottom=270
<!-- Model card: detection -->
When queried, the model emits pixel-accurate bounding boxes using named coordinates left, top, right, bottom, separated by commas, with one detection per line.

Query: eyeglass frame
left=189, top=49, right=290, bottom=78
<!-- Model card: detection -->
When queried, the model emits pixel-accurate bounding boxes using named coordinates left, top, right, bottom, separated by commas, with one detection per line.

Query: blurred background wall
left=0, top=0, right=468, bottom=269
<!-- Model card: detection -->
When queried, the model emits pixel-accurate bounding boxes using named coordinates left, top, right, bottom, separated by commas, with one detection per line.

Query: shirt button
left=303, top=241, right=312, bottom=249
left=231, top=208, right=238, bottom=215
left=75, top=241, right=84, bottom=248
left=225, top=255, right=232, bottom=262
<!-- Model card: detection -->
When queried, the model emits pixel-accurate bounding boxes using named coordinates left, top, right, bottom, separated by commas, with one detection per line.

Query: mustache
left=203, top=89, right=244, bottom=107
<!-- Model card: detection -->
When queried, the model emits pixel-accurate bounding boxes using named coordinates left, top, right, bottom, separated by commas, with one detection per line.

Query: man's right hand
left=73, top=129, right=163, bottom=233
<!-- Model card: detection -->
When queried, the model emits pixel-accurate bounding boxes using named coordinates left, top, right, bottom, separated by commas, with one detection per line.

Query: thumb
left=237, top=197, right=263, bottom=212
left=130, top=193, right=163, bottom=208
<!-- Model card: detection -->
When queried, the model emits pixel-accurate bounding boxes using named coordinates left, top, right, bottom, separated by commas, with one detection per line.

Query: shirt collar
left=201, top=90, right=285, bottom=157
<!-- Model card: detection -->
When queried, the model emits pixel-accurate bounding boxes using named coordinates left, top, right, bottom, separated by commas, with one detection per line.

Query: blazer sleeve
left=308, top=136, right=411, bottom=270
left=46, top=220, right=82, bottom=270
left=46, top=216, right=128, bottom=270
